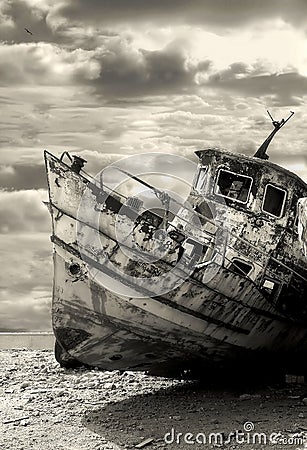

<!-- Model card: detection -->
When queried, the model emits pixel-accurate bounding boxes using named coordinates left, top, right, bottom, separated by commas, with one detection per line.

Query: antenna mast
left=253, top=110, right=294, bottom=160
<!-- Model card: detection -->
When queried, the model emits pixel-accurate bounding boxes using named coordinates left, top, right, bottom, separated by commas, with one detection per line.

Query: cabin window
left=262, top=184, right=287, bottom=218
left=194, top=166, right=208, bottom=192
left=229, top=259, right=252, bottom=276
left=215, top=169, right=252, bottom=204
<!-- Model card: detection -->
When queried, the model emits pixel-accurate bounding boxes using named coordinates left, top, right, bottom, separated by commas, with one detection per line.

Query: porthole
left=69, top=263, right=80, bottom=275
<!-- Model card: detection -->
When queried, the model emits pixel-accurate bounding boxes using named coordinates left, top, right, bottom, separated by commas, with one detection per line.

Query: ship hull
left=52, top=234, right=307, bottom=377
left=45, top=151, right=307, bottom=378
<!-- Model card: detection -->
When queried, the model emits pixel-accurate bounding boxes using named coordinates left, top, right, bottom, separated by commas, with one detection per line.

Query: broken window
left=194, top=166, right=208, bottom=192
left=215, top=169, right=252, bottom=204
left=262, top=184, right=287, bottom=218
left=229, top=259, right=252, bottom=276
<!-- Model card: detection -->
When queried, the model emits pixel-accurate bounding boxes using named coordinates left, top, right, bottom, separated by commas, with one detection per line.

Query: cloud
left=0, top=39, right=207, bottom=99
left=0, top=232, right=52, bottom=330
left=205, top=65, right=307, bottom=106
left=0, top=0, right=118, bottom=50
left=156, top=110, right=223, bottom=127
left=0, top=163, right=46, bottom=190
left=0, top=189, right=50, bottom=233
left=1, top=25, right=306, bottom=109
left=52, top=0, right=307, bottom=30
left=0, top=0, right=55, bottom=44
left=0, top=190, right=52, bottom=330
left=85, top=40, right=201, bottom=98
left=272, top=154, right=307, bottom=183
left=0, top=42, right=100, bottom=86
left=2, top=37, right=305, bottom=109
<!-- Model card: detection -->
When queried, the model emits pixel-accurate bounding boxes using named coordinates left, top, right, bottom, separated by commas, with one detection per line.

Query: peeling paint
left=44, top=148, right=307, bottom=376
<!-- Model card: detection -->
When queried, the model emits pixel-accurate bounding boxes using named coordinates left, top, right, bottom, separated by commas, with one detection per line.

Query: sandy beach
left=1, top=349, right=307, bottom=450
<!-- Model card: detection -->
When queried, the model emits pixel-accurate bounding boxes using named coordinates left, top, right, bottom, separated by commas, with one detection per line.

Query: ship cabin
left=193, top=147, right=307, bottom=228
left=189, top=148, right=307, bottom=305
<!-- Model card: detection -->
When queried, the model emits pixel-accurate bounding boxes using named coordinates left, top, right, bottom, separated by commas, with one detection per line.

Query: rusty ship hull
left=45, top=143, right=307, bottom=378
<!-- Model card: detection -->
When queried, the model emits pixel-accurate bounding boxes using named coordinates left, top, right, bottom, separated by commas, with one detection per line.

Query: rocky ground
left=1, top=350, right=307, bottom=450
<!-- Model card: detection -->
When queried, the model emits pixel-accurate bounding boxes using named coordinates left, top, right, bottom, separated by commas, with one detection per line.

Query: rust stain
left=44, top=135, right=307, bottom=376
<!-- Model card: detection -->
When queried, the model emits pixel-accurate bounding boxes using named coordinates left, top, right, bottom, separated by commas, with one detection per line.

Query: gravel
left=1, top=349, right=307, bottom=449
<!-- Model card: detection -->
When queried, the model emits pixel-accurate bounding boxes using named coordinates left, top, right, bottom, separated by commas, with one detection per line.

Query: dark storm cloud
left=93, top=47, right=194, bottom=96
left=0, top=163, right=46, bottom=190
left=80, top=42, right=307, bottom=104
left=3, top=33, right=302, bottom=105
left=2, top=8, right=304, bottom=105
left=0, top=0, right=54, bottom=44
left=0, top=36, right=212, bottom=97
left=0, top=0, right=116, bottom=49
left=54, top=0, right=307, bottom=29
left=207, top=69, right=307, bottom=106
left=79, top=41, right=211, bottom=97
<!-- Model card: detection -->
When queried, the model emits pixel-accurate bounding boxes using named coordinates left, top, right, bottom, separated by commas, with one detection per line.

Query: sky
left=1, top=0, right=307, bottom=330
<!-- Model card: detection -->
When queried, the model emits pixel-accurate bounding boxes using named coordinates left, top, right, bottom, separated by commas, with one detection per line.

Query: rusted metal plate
left=45, top=149, right=307, bottom=377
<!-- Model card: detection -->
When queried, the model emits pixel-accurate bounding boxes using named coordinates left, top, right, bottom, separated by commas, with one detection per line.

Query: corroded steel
left=45, top=146, right=307, bottom=378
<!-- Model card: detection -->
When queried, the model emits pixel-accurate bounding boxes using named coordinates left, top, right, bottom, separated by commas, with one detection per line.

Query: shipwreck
left=45, top=111, right=307, bottom=379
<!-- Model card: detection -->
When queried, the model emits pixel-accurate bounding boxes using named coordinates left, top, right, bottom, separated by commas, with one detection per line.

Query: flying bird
left=24, top=28, right=33, bottom=35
